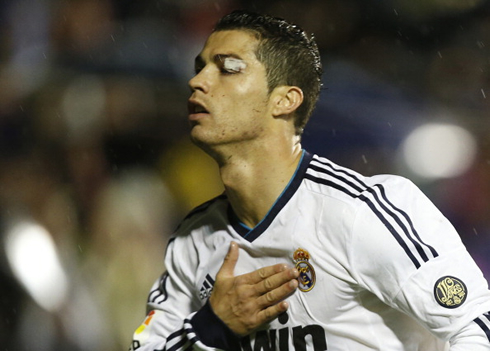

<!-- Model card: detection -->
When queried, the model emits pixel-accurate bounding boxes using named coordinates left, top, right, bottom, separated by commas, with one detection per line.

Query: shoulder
left=174, top=193, right=228, bottom=234
left=304, top=153, right=417, bottom=205
left=165, top=194, right=229, bottom=272
left=302, top=153, right=427, bottom=241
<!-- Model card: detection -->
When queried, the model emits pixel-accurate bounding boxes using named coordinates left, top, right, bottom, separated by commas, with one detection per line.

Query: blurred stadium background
left=0, top=0, right=489, bottom=349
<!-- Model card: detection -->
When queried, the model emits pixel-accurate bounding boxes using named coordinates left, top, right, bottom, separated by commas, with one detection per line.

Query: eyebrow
left=194, top=53, right=244, bottom=67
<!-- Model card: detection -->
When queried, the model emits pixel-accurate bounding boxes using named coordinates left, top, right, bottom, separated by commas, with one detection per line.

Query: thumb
left=217, top=241, right=239, bottom=278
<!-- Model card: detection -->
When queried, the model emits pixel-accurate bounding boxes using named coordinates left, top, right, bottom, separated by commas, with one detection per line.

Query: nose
left=188, top=68, right=209, bottom=93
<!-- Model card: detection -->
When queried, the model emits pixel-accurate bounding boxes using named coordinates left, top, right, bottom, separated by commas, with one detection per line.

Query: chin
left=190, top=133, right=225, bottom=162
left=190, top=131, right=211, bottom=150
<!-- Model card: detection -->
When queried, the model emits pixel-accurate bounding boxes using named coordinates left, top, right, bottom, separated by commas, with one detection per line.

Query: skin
left=188, top=30, right=304, bottom=336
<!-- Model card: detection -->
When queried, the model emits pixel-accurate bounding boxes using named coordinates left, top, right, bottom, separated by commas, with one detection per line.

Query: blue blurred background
left=0, top=0, right=489, bottom=349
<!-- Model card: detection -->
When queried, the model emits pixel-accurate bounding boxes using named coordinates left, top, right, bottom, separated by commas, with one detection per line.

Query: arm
left=449, top=315, right=490, bottom=350
left=130, top=241, right=299, bottom=350
left=349, top=176, right=490, bottom=349
left=391, top=247, right=490, bottom=350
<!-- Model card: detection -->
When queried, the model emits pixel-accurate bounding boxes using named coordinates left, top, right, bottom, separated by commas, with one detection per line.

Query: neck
left=216, top=139, right=303, bottom=228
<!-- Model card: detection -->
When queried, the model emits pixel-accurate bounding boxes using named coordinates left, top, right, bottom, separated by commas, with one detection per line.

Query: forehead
left=200, top=30, right=260, bottom=60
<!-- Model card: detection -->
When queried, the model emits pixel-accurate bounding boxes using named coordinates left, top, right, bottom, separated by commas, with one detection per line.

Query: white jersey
left=130, top=151, right=490, bottom=351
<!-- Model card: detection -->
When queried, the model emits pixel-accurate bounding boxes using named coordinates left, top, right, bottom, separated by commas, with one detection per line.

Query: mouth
left=188, top=100, right=209, bottom=120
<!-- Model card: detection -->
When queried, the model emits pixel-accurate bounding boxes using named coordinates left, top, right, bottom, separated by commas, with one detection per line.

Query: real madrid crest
left=293, top=248, right=316, bottom=292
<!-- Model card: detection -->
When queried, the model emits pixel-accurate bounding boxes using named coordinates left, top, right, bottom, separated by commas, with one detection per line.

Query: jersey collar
left=227, top=150, right=313, bottom=242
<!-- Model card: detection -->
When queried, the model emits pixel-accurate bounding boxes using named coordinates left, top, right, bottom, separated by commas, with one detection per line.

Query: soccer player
left=130, top=10, right=490, bottom=351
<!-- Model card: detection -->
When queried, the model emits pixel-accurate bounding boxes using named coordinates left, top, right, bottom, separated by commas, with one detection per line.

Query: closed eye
left=220, top=56, right=246, bottom=74
left=220, top=67, right=238, bottom=75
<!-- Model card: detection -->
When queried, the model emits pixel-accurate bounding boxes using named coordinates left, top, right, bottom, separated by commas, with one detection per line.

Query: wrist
left=191, top=300, right=241, bottom=350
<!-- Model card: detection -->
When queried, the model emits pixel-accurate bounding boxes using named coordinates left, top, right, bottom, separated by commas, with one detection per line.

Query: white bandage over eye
left=223, top=57, right=246, bottom=73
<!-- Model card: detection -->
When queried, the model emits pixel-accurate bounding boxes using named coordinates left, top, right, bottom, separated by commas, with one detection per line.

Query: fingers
left=209, top=242, right=299, bottom=336
left=219, top=242, right=297, bottom=288
left=254, top=280, right=297, bottom=326
left=221, top=242, right=299, bottom=299
left=256, top=275, right=298, bottom=309
left=258, top=300, right=290, bottom=324
left=252, top=265, right=299, bottom=295
left=216, top=241, right=239, bottom=278
left=246, top=262, right=294, bottom=285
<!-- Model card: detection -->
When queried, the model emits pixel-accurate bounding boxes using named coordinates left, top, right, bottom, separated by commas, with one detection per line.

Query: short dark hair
left=214, top=10, right=323, bottom=135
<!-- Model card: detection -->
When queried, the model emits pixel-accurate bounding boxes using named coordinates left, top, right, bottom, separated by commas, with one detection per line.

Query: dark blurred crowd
left=0, top=0, right=489, bottom=350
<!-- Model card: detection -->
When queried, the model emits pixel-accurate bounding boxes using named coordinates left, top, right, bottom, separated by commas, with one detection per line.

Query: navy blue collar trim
left=228, top=151, right=313, bottom=242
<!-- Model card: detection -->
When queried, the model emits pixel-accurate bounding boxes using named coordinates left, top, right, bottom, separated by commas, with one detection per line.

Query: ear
left=271, top=86, right=304, bottom=117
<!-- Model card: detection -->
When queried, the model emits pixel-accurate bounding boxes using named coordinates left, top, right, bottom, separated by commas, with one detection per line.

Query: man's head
left=213, top=10, right=323, bottom=135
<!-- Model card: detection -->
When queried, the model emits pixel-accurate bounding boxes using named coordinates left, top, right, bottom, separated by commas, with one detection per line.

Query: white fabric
left=130, top=152, right=490, bottom=350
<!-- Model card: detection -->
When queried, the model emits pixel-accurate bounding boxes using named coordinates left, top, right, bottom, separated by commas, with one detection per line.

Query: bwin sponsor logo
left=240, top=312, right=327, bottom=351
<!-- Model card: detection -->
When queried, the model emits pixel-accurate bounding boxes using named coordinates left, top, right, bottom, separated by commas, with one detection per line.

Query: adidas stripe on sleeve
left=308, top=155, right=490, bottom=347
left=474, top=313, right=490, bottom=343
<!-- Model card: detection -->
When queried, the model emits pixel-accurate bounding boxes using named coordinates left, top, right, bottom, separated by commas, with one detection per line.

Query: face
left=188, top=30, right=275, bottom=154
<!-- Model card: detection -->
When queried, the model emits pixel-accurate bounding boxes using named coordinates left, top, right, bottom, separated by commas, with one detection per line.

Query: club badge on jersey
left=434, top=276, right=468, bottom=308
left=293, top=248, right=316, bottom=292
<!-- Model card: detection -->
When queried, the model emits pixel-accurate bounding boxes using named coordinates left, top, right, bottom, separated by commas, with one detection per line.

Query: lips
left=188, top=99, right=209, bottom=120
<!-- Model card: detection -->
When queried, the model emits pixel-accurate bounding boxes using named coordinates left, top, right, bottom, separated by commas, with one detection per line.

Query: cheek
left=216, top=79, right=270, bottom=121
left=232, top=77, right=269, bottom=100
left=234, top=89, right=269, bottom=112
